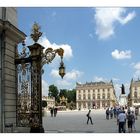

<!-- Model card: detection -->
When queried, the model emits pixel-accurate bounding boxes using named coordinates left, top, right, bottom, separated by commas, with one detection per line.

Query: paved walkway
left=43, top=109, right=140, bottom=133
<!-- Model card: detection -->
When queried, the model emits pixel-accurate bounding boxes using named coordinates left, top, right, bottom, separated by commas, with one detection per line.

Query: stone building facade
left=128, top=79, right=140, bottom=107
left=42, top=96, right=55, bottom=110
left=76, top=81, right=117, bottom=110
left=0, top=8, right=26, bottom=132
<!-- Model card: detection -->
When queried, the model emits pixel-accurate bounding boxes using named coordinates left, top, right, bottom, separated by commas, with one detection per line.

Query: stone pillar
left=0, top=8, right=26, bottom=132
left=28, top=43, right=44, bottom=133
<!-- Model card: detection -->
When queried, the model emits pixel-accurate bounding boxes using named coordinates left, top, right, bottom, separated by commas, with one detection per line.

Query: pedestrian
left=132, top=111, right=136, bottom=132
left=110, top=108, right=113, bottom=119
left=127, top=111, right=134, bottom=133
left=135, top=107, right=139, bottom=120
left=113, top=107, right=117, bottom=118
left=50, top=107, right=54, bottom=117
left=117, top=111, right=126, bottom=133
left=106, top=108, right=110, bottom=120
left=86, top=109, right=93, bottom=125
left=54, top=107, right=58, bottom=117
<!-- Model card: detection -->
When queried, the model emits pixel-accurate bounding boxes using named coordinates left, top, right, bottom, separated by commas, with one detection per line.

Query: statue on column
left=121, top=84, right=125, bottom=95
left=119, top=84, right=127, bottom=106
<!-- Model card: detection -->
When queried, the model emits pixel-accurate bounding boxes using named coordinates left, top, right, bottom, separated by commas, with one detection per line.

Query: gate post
left=28, top=43, right=44, bottom=133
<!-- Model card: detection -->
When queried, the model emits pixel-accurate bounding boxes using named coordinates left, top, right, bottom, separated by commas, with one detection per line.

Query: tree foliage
left=59, top=89, right=67, bottom=98
left=48, top=84, right=59, bottom=101
left=66, top=89, right=76, bottom=103
left=48, top=84, right=76, bottom=104
left=59, top=89, right=76, bottom=103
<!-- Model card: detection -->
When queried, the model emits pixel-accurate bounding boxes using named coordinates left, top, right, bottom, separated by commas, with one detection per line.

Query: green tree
left=59, top=89, right=67, bottom=98
left=48, top=84, right=59, bottom=101
left=66, top=89, right=76, bottom=103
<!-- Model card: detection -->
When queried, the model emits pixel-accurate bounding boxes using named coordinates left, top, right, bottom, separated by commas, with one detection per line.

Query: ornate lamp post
left=20, top=22, right=65, bottom=132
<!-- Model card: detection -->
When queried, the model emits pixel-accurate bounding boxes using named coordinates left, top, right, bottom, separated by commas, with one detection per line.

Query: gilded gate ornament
left=30, top=22, right=42, bottom=43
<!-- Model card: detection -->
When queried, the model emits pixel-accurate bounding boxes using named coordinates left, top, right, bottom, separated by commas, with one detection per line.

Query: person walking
left=117, top=110, right=126, bottom=133
left=106, top=108, right=110, bottom=120
left=86, top=109, right=93, bottom=125
left=135, top=107, right=139, bottom=120
left=110, top=108, right=113, bottom=119
left=50, top=107, right=54, bottom=117
left=54, top=107, right=58, bottom=117
left=132, top=111, right=136, bottom=132
left=127, top=111, right=134, bottom=133
left=113, top=107, right=117, bottom=118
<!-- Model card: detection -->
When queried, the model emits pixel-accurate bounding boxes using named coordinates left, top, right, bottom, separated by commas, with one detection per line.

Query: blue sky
left=17, top=7, right=140, bottom=97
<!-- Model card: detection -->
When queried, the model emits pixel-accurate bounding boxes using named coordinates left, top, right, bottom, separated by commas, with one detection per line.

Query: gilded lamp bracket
left=30, top=22, right=65, bottom=79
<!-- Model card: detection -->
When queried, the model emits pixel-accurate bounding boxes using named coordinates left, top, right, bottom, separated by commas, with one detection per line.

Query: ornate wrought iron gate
left=15, top=41, right=44, bottom=132
left=16, top=62, right=31, bottom=127
left=15, top=23, right=65, bottom=132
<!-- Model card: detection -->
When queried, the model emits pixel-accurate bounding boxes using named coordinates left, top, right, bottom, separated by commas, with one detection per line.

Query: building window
left=88, top=89, right=90, bottom=93
left=88, top=102, right=91, bottom=109
left=107, top=101, right=110, bottom=107
left=134, top=100, right=137, bottom=103
left=83, top=90, right=85, bottom=93
left=107, top=93, right=110, bottom=99
left=83, top=94, right=86, bottom=100
left=93, top=89, right=95, bottom=93
left=78, top=103, right=81, bottom=109
left=79, top=90, right=80, bottom=93
left=134, top=87, right=137, bottom=91
left=102, top=101, right=105, bottom=108
left=103, top=89, right=105, bottom=92
left=88, top=94, right=91, bottom=100
left=78, top=94, right=81, bottom=100
left=97, top=101, right=100, bottom=108
left=134, top=92, right=137, bottom=98
left=102, top=93, right=105, bottom=99
left=98, top=89, right=100, bottom=92
left=83, top=102, right=86, bottom=108
left=97, top=93, right=100, bottom=99
left=108, top=88, right=110, bottom=92
left=93, top=93, right=95, bottom=99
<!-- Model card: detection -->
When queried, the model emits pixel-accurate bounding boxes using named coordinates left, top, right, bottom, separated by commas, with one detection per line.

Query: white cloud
left=134, top=62, right=140, bottom=70
left=114, top=83, right=121, bottom=97
left=111, top=49, right=131, bottom=59
left=56, top=80, right=71, bottom=87
left=118, top=11, right=136, bottom=25
left=94, top=8, right=136, bottom=40
left=50, top=69, right=83, bottom=89
left=50, top=69, right=83, bottom=80
left=39, top=36, right=73, bottom=60
left=65, top=69, right=83, bottom=80
left=50, top=69, right=59, bottom=78
left=133, top=62, right=140, bottom=78
left=42, top=80, right=49, bottom=96
left=112, top=78, right=120, bottom=82
left=93, top=76, right=108, bottom=82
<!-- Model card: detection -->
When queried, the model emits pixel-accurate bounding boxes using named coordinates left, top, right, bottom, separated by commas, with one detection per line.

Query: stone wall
left=0, top=8, right=26, bottom=132
left=4, top=37, right=17, bottom=125
left=0, top=8, right=17, bottom=27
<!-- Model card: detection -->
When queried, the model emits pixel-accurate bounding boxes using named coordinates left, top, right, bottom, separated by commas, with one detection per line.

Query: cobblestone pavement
left=43, top=109, right=140, bottom=133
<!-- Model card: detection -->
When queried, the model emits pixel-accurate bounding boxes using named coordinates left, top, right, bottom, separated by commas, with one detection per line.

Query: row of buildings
left=75, top=79, right=140, bottom=110
left=41, top=78, right=140, bottom=110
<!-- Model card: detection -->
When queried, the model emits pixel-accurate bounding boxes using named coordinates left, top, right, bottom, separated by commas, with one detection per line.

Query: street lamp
left=59, top=57, right=65, bottom=79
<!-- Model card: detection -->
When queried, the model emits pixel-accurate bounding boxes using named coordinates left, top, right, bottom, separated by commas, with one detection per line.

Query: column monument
left=119, top=84, right=127, bottom=107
